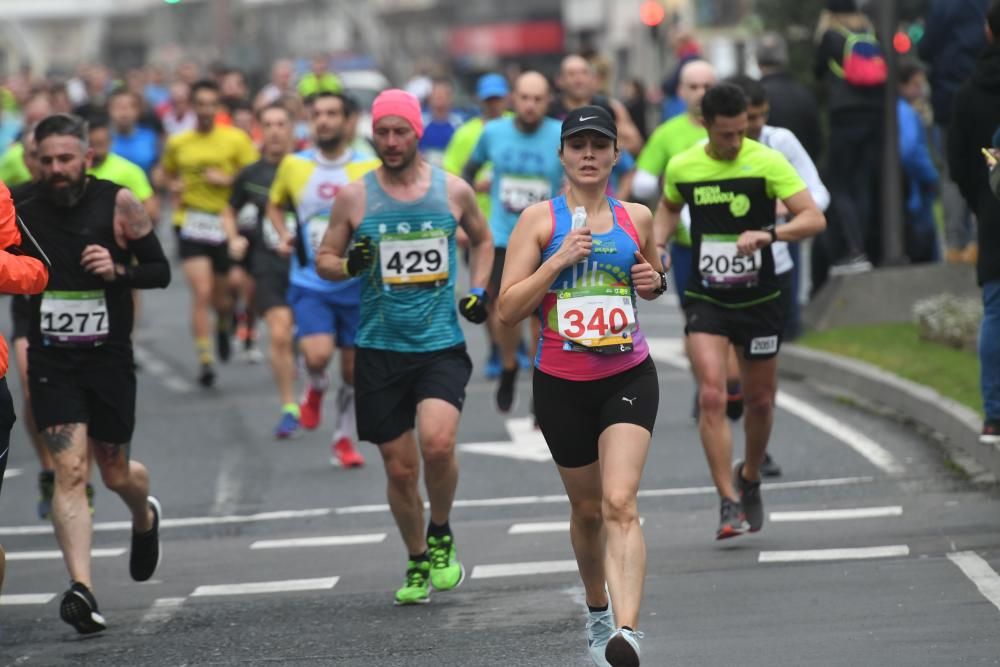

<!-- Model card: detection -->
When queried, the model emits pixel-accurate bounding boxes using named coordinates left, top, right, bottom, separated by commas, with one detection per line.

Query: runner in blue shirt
left=463, top=71, right=564, bottom=413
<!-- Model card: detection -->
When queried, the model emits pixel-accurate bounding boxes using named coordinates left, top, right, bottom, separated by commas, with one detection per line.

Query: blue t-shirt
left=112, top=126, right=160, bottom=176
left=420, top=113, right=464, bottom=166
left=470, top=116, right=564, bottom=247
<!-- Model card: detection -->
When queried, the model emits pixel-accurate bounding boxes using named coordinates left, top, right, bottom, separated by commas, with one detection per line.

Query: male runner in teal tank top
left=316, top=90, right=493, bottom=606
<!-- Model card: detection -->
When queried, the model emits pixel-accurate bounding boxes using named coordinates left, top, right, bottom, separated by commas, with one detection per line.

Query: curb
left=779, top=344, right=999, bottom=484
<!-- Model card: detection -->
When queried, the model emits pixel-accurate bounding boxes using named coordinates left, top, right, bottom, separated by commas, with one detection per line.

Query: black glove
left=458, top=288, right=489, bottom=324
left=344, top=235, right=374, bottom=277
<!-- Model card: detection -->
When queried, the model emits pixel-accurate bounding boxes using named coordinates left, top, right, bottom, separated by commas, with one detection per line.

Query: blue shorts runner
left=288, top=284, right=360, bottom=346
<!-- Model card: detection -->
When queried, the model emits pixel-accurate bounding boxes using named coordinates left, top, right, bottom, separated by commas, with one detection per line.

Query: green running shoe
left=427, top=534, right=465, bottom=591
left=394, top=560, right=431, bottom=606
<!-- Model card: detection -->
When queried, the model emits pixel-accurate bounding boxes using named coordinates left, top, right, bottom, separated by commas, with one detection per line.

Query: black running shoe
left=733, top=460, right=763, bottom=532
left=60, top=581, right=107, bottom=635
left=760, top=452, right=782, bottom=478
left=716, top=496, right=747, bottom=540
left=198, top=363, right=216, bottom=388
left=496, top=367, right=517, bottom=413
left=130, top=496, right=161, bottom=582
left=216, top=329, right=231, bottom=363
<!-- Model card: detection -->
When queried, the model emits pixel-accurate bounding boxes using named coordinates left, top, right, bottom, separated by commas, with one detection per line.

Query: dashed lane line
left=947, top=551, right=1000, bottom=613
left=0, top=476, right=877, bottom=536
left=471, top=560, right=578, bottom=579
left=135, top=597, right=186, bottom=635
left=769, top=506, right=903, bottom=522
left=0, top=593, right=56, bottom=606
left=5, top=547, right=125, bottom=561
left=758, top=545, right=910, bottom=563
left=134, top=344, right=194, bottom=394
left=191, top=577, right=339, bottom=597
left=250, top=533, right=387, bottom=550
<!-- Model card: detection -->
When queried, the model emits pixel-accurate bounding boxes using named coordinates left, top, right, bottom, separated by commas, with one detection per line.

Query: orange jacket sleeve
left=0, top=180, right=48, bottom=379
left=0, top=180, right=48, bottom=295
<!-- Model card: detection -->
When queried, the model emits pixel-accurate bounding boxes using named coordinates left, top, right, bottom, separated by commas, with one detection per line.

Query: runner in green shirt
left=660, top=83, right=825, bottom=541
left=87, top=113, right=158, bottom=220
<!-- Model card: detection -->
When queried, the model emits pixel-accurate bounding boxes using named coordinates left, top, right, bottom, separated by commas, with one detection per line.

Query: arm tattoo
left=42, top=423, right=82, bottom=456
left=116, top=191, right=154, bottom=240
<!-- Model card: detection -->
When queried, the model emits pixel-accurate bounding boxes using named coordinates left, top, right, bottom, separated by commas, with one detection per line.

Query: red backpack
left=829, top=27, right=887, bottom=87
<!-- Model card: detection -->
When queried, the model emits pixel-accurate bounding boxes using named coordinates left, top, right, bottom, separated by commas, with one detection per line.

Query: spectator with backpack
left=814, top=0, right=886, bottom=274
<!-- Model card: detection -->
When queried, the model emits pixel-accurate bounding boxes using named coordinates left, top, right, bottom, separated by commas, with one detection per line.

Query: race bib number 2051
left=699, top=234, right=761, bottom=287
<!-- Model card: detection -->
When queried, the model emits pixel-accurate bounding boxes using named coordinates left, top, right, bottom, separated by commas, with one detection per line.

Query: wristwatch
left=763, top=224, right=778, bottom=244
left=653, top=270, right=668, bottom=295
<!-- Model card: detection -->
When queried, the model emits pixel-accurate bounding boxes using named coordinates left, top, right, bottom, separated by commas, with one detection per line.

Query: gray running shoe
left=587, top=602, right=615, bottom=666
left=760, top=452, right=782, bottom=477
left=716, top=496, right=747, bottom=540
left=605, top=627, right=643, bottom=667
left=734, top=460, right=763, bottom=532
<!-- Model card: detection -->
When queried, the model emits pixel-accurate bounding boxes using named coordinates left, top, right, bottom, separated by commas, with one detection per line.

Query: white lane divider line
left=0, top=593, right=57, bottom=605
left=508, top=518, right=644, bottom=535
left=471, top=560, right=578, bottom=580
left=646, top=337, right=905, bottom=476
left=0, top=476, right=876, bottom=536
left=2, top=467, right=21, bottom=480
left=251, top=533, right=387, bottom=550
left=191, top=577, right=339, bottom=597
left=134, top=344, right=194, bottom=394
left=770, top=506, right=903, bottom=522
left=6, top=547, right=125, bottom=561
left=774, top=392, right=904, bottom=476
left=947, top=551, right=1000, bottom=613
left=136, top=597, right=186, bottom=634
left=759, top=545, right=910, bottom=563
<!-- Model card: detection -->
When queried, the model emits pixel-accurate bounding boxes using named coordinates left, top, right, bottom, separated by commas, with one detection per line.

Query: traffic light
left=640, top=1, right=665, bottom=28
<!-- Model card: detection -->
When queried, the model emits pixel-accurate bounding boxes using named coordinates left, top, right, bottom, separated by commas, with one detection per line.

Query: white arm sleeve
left=631, top=169, right=660, bottom=201
left=766, top=127, right=831, bottom=212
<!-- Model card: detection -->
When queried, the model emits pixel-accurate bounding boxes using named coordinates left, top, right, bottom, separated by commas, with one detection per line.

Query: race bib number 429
left=379, top=230, right=449, bottom=287
left=699, top=234, right=761, bottom=287
left=556, top=286, right=636, bottom=354
left=40, top=290, right=110, bottom=345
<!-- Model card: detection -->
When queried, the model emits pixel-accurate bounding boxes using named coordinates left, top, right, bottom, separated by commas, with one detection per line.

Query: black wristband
left=764, top=225, right=778, bottom=244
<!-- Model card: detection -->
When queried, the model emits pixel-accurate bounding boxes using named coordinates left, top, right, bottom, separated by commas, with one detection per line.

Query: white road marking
left=0, top=593, right=56, bottom=605
left=509, top=518, right=644, bottom=535
left=134, top=345, right=194, bottom=394
left=2, top=467, right=21, bottom=480
left=770, top=506, right=903, bottom=522
left=136, top=597, right=186, bottom=634
left=459, top=417, right=552, bottom=462
left=947, top=551, right=1000, bottom=613
left=646, top=337, right=905, bottom=476
left=250, top=533, right=387, bottom=550
left=0, top=476, right=875, bottom=535
left=471, top=560, right=579, bottom=579
left=758, top=545, right=910, bottom=563
left=775, top=392, right=904, bottom=476
left=191, top=577, right=339, bottom=597
left=5, top=547, right=125, bottom=561
left=212, top=448, right=242, bottom=516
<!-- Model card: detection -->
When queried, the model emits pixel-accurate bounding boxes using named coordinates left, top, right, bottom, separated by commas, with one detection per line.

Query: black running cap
left=560, top=105, right=617, bottom=141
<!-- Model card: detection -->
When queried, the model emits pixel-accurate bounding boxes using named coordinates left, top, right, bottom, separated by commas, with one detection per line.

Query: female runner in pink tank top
left=497, top=106, right=668, bottom=666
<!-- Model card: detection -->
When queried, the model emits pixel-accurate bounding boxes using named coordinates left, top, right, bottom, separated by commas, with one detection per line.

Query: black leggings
left=0, top=377, right=17, bottom=497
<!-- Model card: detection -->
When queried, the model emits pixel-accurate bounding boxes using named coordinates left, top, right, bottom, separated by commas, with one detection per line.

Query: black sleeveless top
left=13, top=178, right=135, bottom=353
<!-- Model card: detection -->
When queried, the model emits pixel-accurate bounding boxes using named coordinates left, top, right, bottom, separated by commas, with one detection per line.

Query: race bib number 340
left=699, top=234, right=761, bottom=287
left=379, top=230, right=449, bottom=287
left=40, top=290, right=110, bottom=345
left=556, top=286, right=636, bottom=354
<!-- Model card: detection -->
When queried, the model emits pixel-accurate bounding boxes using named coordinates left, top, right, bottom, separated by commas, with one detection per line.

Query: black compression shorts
left=533, top=355, right=659, bottom=468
